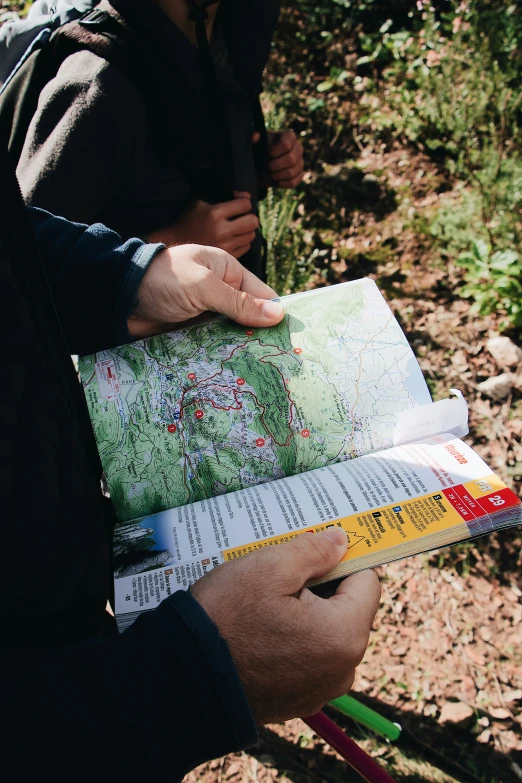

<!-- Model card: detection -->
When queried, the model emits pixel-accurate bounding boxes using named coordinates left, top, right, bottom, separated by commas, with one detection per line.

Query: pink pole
left=304, top=711, right=398, bottom=783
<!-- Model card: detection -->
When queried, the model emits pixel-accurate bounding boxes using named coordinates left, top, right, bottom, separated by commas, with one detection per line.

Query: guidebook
left=79, top=279, right=522, bottom=629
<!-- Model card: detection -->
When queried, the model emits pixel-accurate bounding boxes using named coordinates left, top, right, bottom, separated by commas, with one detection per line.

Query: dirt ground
left=184, top=146, right=522, bottom=783
left=185, top=11, right=522, bottom=778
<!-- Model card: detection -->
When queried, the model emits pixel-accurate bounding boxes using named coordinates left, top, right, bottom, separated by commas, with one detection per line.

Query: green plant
left=316, top=66, right=351, bottom=93
left=456, top=239, right=522, bottom=328
left=429, top=190, right=486, bottom=257
left=259, top=187, right=316, bottom=295
left=257, top=98, right=317, bottom=295
left=354, top=2, right=522, bottom=326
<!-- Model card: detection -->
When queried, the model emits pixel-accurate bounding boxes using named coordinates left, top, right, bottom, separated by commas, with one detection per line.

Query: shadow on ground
left=304, top=165, right=398, bottom=231
left=250, top=697, right=519, bottom=783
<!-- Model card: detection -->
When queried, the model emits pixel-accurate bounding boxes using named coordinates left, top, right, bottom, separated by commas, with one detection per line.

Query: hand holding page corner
left=80, top=279, right=431, bottom=522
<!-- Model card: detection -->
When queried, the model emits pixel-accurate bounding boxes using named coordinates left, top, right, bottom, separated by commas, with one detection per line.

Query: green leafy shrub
left=259, top=187, right=316, bottom=296
left=429, top=190, right=485, bottom=258
left=258, top=98, right=317, bottom=295
left=456, top=240, right=522, bottom=329
left=353, top=1, right=522, bottom=325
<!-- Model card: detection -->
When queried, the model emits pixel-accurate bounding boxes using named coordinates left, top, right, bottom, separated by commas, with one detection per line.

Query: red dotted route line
left=167, top=335, right=309, bottom=446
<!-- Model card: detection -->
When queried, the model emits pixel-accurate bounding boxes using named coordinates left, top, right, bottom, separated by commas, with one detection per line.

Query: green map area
left=80, top=280, right=431, bottom=521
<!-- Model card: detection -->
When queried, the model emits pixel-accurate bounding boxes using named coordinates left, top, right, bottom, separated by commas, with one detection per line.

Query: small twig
left=329, top=122, right=344, bottom=148
left=445, top=608, right=455, bottom=638
left=427, top=571, right=436, bottom=607
left=352, top=125, right=365, bottom=153
left=491, top=671, right=506, bottom=706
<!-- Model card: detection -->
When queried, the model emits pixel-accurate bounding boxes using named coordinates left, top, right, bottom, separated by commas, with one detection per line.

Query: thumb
left=205, top=277, right=284, bottom=327
left=251, top=131, right=261, bottom=144
left=270, top=529, right=348, bottom=594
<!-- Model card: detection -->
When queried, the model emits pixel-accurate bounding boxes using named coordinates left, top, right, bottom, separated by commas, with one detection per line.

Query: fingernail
left=320, top=528, right=347, bottom=547
left=261, top=300, right=284, bottom=319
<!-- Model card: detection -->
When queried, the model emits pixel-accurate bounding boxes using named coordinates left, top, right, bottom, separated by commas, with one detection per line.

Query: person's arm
left=27, top=205, right=164, bottom=354
left=16, top=51, right=137, bottom=224
left=2, top=532, right=380, bottom=783
left=28, top=207, right=284, bottom=355
left=1, top=591, right=257, bottom=783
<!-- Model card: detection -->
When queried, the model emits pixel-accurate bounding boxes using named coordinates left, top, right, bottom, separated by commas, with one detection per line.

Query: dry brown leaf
left=464, top=647, right=486, bottom=666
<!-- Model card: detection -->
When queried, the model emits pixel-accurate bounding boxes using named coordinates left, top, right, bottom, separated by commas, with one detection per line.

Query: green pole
left=329, top=695, right=402, bottom=742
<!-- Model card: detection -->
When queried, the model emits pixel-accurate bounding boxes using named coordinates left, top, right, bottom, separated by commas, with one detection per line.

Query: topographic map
left=80, top=279, right=431, bottom=522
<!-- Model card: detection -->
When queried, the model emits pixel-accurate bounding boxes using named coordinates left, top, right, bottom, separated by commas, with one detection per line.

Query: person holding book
left=11, top=0, right=305, bottom=280
left=0, top=146, right=379, bottom=782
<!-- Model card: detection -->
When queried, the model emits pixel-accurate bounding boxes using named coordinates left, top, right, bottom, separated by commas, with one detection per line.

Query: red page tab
left=442, top=486, right=477, bottom=521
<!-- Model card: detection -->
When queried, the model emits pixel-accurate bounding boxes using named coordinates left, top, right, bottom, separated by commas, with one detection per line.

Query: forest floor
left=184, top=141, right=522, bottom=783
left=186, top=6, right=522, bottom=783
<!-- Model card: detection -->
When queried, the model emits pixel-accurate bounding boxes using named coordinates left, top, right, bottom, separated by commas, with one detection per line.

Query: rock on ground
left=477, top=372, right=513, bottom=400
left=486, top=336, right=522, bottom=369
left=438, top=701, right=475, bottom=729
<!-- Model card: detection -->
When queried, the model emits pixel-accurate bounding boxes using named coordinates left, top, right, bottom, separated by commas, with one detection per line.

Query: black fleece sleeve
left=1, top=591, right=258, bottom=783
left=16, top=50, right=138, bottom=225
left=27, top=206, right=163, bottom=354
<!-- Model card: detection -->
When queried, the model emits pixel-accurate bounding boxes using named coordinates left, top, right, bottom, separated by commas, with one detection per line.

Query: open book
left=79, top=280, right=521, bottom=628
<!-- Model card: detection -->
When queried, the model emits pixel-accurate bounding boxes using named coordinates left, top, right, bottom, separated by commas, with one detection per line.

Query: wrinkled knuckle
left=250, top=551, right=283, bottom=589
left=304, top=534, right=334, bottom=570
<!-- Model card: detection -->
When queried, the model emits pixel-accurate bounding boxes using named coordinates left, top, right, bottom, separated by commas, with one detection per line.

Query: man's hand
left=255, top=130, right=305, bottom=189
left=128, top=244, right=283, bottom=338
left=191, top=528, right=381, bottom=723
left=146, top=195, right=258, bottom=259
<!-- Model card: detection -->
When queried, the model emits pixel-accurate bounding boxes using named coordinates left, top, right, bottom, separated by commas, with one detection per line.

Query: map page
left=80, top=279, right=431, bottom=522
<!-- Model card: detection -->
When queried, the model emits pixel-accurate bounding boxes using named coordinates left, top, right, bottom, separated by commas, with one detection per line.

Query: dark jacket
left=15, top=0, right=280, bottom=279
left=0, top=146, right=257, bottom=781
left=0, top=1, right=95, bottom=87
